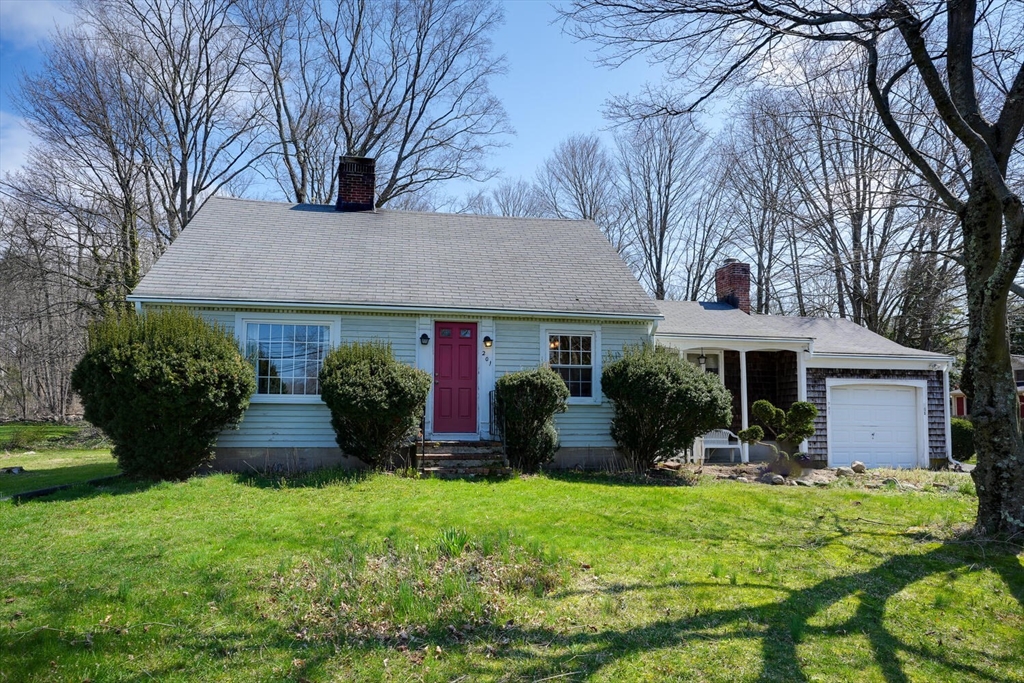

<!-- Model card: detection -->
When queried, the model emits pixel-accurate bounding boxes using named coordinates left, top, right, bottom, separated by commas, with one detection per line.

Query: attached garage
left=826, top=380, right=928, bottom=469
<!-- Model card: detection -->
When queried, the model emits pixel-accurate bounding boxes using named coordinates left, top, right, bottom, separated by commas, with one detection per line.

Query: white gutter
left=655, top=332, right=815, bottom=345
left=943, top=366, right=962, bottom=469
left=127, top=295, right=665, bottom=323
left=808, top=351, right=954, bottom=364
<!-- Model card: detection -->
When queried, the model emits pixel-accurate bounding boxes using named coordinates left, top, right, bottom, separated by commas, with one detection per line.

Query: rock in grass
left=770, top=474, right=785, bottom=485
left=836, top=467, right=856, bottom=478
left=851, top=461, right=867, bottom=473
left=795, top=478, right=812, bottom=487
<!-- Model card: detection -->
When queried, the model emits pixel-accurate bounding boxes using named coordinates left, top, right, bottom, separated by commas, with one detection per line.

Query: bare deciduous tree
left=617, top=116, right=708, bottom=299
left=245, top=0, right=512, bottom=207
left=564, top=0, right=1024, bottom=534
left=490, top=177, right=542, bottom=217
left=80, top=0, right=266, bottom=241
left=535, top=133, right=625, bottom=249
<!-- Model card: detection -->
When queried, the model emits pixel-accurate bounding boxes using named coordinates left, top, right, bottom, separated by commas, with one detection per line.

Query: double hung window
left=548, top=334, right=594, bottom=398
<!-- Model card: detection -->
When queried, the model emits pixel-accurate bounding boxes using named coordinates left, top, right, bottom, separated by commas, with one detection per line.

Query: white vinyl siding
left=216, top=403, right=337, bottom=448
left=339, top=316, right=417, bottom=364
left=177, top=308, right=651, bottom=452
left=492, top=319, right=649, bottom=448
left=194, top=309, right=235, bottom=331
left=213, top=310, right=417, bottom=449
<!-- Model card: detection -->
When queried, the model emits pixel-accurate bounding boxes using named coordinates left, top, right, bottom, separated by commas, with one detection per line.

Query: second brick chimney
left=335, top=156, right=375, bottom=212
left=715, top=258, right=751, bottom=314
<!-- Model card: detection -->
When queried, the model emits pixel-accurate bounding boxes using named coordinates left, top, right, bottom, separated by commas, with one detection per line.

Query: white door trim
left=825, top=378, right=929, bottom=468
left=419, top=316, right=493, bottom=441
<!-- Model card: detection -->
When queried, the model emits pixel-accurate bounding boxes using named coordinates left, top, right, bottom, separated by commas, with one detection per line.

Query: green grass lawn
left=1, top=456, right=1021, bottom=682
left=0, top=421, right=80, bottom=447
left=0, top=449, right=121, bottom=498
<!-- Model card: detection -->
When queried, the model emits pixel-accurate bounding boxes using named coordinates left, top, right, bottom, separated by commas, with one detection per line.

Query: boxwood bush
left=319, top=341, right=431, bottom=469
left=70, top=309, right=256, bottom=479
left=494, top=368, right=569, bottom=472
left=603, top=344, right=732, bottom=474
left=951, top=417, right=975, bottom=461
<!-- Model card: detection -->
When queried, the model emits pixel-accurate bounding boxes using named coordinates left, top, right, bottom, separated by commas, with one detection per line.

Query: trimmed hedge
left=70, top=309, right=256, bottom=479
left=319, top=341, right=431, bottom=469
left=494, top=368, right=569, bottom=473
left=602, top=344, right=732, bottom=474
left=951, top=417, right=974, bottom=461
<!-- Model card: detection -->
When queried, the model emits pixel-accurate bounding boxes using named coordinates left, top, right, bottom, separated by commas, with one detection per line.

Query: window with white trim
left=549, top=334, right=594, bottom=398
left=245, top=323, right=331, bottom=395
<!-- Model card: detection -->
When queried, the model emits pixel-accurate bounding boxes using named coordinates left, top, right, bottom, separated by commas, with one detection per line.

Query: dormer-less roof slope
left=657, top=300, right=948, bottom=359
left=130, top=197, right=661, bottom=320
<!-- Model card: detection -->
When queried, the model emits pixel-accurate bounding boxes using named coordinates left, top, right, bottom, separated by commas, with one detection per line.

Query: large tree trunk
left=962, top=181, right=1024, bottom=534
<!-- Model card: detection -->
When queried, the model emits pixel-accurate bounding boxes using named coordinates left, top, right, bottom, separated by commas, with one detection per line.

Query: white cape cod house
left=128, top=157, right=660, bottom=471
left=128, top=156, right=953, bottom=471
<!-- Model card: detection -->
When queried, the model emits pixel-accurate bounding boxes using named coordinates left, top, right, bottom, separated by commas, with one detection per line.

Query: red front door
left=433, top=322, right=477, bottom=434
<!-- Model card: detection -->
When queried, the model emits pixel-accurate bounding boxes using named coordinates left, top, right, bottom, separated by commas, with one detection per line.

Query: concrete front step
left=422, top=446, right=503, bottom=456
left=419, top=458, right=506, bottom=469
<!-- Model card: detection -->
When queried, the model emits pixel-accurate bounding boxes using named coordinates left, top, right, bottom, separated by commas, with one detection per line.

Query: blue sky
left=0, top=0, right=665, bottom=192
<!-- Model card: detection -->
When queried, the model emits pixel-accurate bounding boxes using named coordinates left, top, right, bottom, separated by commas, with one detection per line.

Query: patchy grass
left=0, top=421, right=109, bottom=451
left=0, top=460, right=1021, bottom=682
left=0, top=449, right=120, bottom=498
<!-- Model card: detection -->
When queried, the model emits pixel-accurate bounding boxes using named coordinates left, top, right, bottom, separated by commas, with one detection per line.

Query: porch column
left=797, top=349, right=808, bottom=455
left=739, top=349, right=749, bottom=463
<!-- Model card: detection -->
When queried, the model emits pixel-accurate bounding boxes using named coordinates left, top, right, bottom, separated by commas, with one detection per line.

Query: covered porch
left=658, top=338, right=812, bottom=463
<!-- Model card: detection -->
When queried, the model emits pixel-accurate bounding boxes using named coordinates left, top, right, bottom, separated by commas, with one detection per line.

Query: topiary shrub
left=950, top=417, right=975, bottom=461
left=602, top=344, right=732, bottom=474
left=738, top=399, right=818, bottom=478
left=319, top=341, right=431, bottom=469
left=70, top=309, right=256, bottom=480
left=494, top=368, right=569, bottom=473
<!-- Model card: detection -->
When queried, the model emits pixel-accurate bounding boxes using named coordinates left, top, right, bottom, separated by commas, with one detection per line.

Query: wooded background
left=1, top=0, right=1021, bottom=421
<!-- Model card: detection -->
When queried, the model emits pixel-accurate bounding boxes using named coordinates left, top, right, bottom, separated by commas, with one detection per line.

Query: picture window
left=245, top=323, right=330, bottom=395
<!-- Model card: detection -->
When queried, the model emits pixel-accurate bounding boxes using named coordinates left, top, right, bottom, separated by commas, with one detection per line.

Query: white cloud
left=0, top=110, right=35, bottom=176
left=0, top=0, right=74, bottom=49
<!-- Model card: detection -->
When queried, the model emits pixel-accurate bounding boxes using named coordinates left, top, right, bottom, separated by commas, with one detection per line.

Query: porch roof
left=656, top=301, right=948, bottom=359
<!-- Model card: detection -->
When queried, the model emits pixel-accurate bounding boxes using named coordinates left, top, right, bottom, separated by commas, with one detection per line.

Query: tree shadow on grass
left=540, top=469, right=699, bottom=488
left=8, top=473, right=160, bottom=505
left=490, top=537, right=1023, bottom=682
left=3, top=534, right=1020, bottom=681
left=297, top=532, right=1018, bottom=682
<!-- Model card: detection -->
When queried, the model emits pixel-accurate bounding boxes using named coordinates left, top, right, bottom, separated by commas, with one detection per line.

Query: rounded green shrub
left=950, top=417, right=974, bottom=461
left=603, top=344, right=732, bottom=474
left=494, top=367, right=569, bottom=473
left=319, top=341, right=431, bottom=469
left=70, top=309, right=256, bottom=479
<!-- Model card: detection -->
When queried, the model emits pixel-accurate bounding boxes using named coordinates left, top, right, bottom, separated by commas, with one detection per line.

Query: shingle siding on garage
left=806, top=368, right=946, bottom=461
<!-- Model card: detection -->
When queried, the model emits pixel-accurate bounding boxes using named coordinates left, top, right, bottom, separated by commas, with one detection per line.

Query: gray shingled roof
left=657, top=301, right=947, bottom=358
left=656, top=301, right=792, bottom=339
left=130, top=197, right=660, bottom=318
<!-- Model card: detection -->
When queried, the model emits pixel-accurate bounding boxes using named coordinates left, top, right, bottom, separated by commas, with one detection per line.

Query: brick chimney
left=335, top=156, right=375, bottom=212
left=715, top=258, right=751, bottom=314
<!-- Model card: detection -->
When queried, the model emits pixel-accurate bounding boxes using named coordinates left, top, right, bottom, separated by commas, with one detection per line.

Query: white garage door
left=830, top=384, right=920, bottom=469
